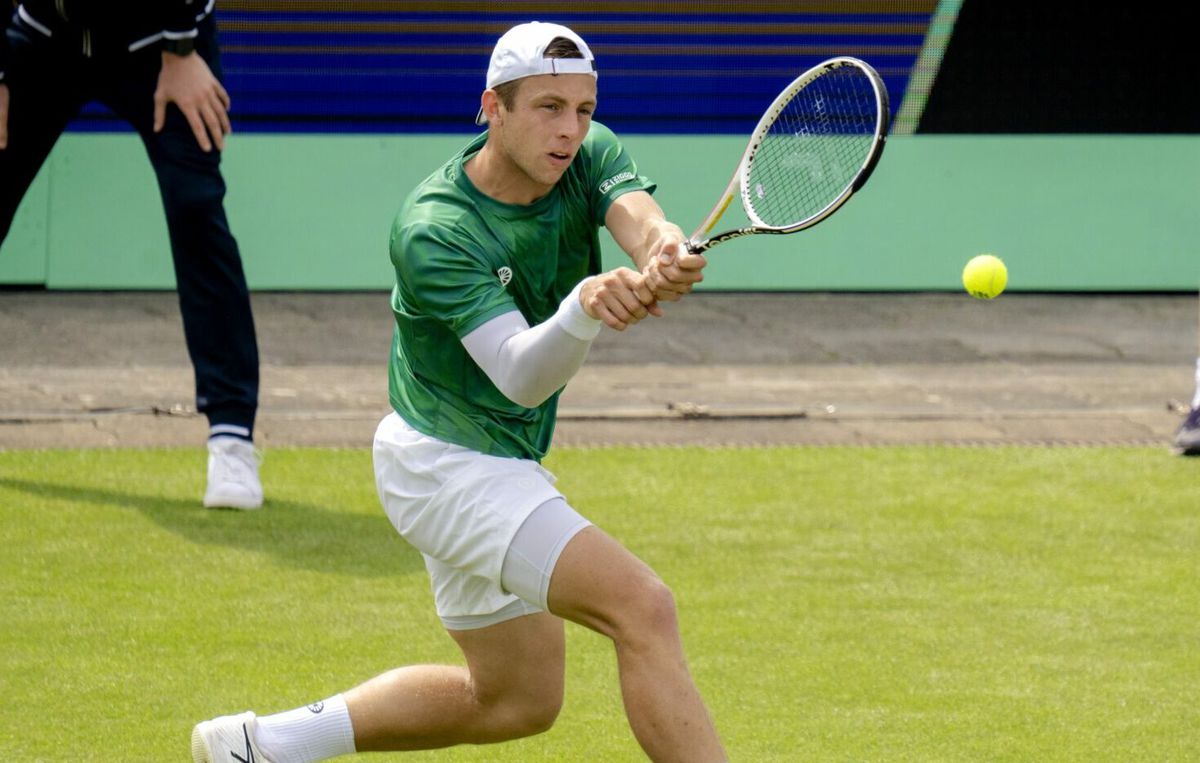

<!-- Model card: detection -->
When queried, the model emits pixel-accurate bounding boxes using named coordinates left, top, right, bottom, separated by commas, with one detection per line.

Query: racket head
left=738, top=57, right=889, bottom=233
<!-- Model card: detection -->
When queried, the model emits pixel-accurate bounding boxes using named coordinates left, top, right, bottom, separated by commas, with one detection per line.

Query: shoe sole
left=203, top=500, right=264, bottom=510
left=203, top=493, right=264, bottom=510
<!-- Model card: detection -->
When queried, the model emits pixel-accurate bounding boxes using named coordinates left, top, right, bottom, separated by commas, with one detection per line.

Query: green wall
left=2, top=134, right=1197, bottom=290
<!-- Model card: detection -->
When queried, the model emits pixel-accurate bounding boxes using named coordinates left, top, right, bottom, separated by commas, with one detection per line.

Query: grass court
left=1, top=445, right=1197, bottom=760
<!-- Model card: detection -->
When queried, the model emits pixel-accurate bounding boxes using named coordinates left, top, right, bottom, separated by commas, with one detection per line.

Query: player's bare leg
left=344, top=612, right=565, bottom=750
left=548, top=526, right=727, bottom=763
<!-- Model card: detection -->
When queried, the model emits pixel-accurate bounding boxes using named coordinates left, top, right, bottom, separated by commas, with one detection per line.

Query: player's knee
left=484, top=692, right=563, bottom=741
left=513, top=694, right=562, bottom=738
left=471, top=670, right=563, bottom=742
left=615, top=576, right=680, bottom=648
left=641, top=578, right=681, bottom=636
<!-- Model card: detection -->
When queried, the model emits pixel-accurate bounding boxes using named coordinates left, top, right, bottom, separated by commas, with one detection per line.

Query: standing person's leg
left=0, top=23, right=88, bottom=243
left=101, top=17, right=262, bottom=506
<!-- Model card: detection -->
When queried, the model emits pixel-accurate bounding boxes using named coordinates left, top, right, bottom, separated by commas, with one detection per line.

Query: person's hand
left=154, top=51, right=231, bottom=152
left=0, top=83, right=9, bottom=150
left=580, top=267, right=664, bottom=331
left=641, top=219, right=707, bottom=302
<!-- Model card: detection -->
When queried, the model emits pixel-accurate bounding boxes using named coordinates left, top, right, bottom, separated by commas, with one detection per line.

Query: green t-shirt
left=387, top=121, right=656, bottom=461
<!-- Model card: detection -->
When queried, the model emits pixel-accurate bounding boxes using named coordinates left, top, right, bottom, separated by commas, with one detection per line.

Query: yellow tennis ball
left=962, top=254, right=1007, bottom=299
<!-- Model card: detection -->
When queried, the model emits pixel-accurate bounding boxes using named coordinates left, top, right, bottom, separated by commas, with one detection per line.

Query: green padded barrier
left=3, top=133, right=1197, bottom=291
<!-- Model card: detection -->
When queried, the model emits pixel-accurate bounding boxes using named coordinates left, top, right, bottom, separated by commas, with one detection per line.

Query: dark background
left=918, top=3, right=1198, bottom=133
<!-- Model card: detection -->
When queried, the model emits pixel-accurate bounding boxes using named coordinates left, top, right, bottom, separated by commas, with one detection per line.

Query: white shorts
left=372, top=412, right=588, bottom=628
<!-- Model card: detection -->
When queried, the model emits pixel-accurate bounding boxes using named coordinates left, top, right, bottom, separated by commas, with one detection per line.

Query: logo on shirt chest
left=497, top=266, right=513, bottom=287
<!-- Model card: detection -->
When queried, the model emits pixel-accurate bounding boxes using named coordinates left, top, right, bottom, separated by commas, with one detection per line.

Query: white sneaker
left=192, top=711, right=271, bottom=762
left=203, top=437, right=263, bottom=510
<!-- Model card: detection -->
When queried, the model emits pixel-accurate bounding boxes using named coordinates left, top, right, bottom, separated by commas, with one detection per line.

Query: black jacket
left=1, top=0, right=212, bottom=78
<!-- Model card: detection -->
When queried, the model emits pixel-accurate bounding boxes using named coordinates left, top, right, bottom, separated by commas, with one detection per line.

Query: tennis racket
left=688, top=57, right=890, bottom=253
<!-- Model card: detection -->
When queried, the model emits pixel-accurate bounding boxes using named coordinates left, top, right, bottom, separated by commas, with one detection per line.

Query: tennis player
left=192, top=21, right=727, bottom=763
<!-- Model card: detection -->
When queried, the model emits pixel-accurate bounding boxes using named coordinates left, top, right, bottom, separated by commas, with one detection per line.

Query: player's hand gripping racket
left=688, top=57, right=890, bottom=253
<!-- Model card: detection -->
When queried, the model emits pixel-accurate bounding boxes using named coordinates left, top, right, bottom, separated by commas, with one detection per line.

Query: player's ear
left=480, top=89, right=503, bottom=126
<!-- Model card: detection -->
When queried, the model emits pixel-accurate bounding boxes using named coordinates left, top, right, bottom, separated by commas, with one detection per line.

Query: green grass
left=1, top=446, right=1197, bottom=761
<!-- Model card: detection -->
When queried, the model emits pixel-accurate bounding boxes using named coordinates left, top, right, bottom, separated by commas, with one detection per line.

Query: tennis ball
left=962, top=254, right=1007, bottom=299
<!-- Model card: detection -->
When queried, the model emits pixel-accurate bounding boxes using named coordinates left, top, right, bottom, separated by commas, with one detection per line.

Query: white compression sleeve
left=461, top=278, right=602, bottom=408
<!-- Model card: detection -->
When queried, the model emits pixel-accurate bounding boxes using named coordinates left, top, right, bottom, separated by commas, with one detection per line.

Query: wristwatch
left=163, top=36, right=196, bottom=56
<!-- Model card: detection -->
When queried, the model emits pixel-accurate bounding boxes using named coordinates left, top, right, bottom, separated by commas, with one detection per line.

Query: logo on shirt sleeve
left=598, top=171, right=636, bottom=194
left=497, top=266, right=513, bottom=287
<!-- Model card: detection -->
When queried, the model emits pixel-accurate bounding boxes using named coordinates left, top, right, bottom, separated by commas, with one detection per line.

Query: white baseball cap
left=475, top=21, right=598, bottom=125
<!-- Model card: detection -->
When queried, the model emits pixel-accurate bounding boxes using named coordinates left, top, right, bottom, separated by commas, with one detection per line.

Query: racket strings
left=744, top=66, right=879, bottom=228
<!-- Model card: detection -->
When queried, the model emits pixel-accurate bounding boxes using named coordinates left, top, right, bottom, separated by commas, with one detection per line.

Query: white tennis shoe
left=191, top=711, right=271, bottom=762
left=203, top=437, right=263, bottom=510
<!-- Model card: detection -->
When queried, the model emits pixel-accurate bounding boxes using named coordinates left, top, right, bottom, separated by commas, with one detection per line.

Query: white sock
left=1192, top=357, right=1200, bottom=409
left=255, top=694, right=356, bottom=763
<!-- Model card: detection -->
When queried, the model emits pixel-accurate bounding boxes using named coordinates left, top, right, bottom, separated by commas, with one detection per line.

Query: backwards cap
left=475, top=21, right=598, bottom=125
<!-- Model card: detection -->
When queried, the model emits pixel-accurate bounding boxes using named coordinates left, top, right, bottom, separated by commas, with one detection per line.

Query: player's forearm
left=605, top=191, right=671, bottom=270
left=461, top=280, right=602, bottom=408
